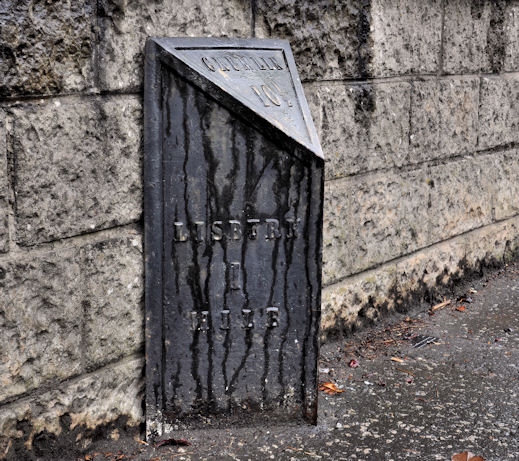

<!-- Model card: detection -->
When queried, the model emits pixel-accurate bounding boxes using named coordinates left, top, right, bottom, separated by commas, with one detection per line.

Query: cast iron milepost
left=144, top=37, right=324, bottom=438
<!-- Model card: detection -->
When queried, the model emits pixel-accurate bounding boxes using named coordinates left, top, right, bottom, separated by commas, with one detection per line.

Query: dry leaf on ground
left=452, top=451, right=485, bottom=461
left=391, top=357, right=405, bottom=363
left=319, top=382, right=344, bottom=395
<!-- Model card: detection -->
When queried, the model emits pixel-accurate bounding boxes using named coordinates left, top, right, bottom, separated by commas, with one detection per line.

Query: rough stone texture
left=478, top=76, right=519, bottom=150
left=0, top=110, right=8, bottom=253
left=321, top=264, right=398, bottom=334
left=0, top=248, right=83, bottom=403
left=0, top=357, right=143, bottom=453
left=464, top=217, right=519, bottom=270
left=410, top=77, right=479, bottom=162
left=97, top=0, right=251, bottom=91
left=489, top=150, right=519, bottom=221
left=314, top=81, right=410, bottom=180
left=321, top=215, right=519, bottom=337
left=0, top=232, right=143, bottom=403
left=256, top=0, right=441, bottom=81
left=0, top=0, right=94, bottom=97
left=426, top=157, right=493, bottom=243
left=10, top=96, right=142, bottom=246
left=323, top=157, right=493, bottom=285
left=323, top=169, right=429, bottom=285
left=504, top=3, right=519, bottom=72
left=369, top=0, right=442, bottom=77
left=443, top=0, right=519, bottom=74
left=82, top=235, right=144, bottom=369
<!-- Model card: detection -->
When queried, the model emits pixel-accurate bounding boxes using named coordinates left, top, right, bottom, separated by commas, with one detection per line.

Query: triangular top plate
left=151, top=37, right=323, bottom=159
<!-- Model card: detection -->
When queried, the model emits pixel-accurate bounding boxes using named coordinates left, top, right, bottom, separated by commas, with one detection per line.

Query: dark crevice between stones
left=322, top=247, right=519, bottom=342
left=486, top=0, right=507, bottom=73
left=353, top=0, right=375, bottom=133
left=1, top=415, right=143, bottom=461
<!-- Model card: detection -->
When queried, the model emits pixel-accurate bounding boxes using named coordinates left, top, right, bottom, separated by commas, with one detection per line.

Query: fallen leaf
left=456, top=306, right=466, bottom=312
left=85, top=456, right=92, bottom=461
left=319, top=382, right=344, bottom=395
left=452, top=452, right=485, bottom=461
left=348, top=359, right=359, bottom=368
left=137, top=440, right=149, bottom=446
left=155, top=438, right=191, bottom=448
left=391, top=357, right=405, bottom=363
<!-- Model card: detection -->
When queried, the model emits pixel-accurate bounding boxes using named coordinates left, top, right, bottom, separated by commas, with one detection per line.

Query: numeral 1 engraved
left=230, top=262, right=242, bottom=290
left=220, top=310, right=230, bottom=330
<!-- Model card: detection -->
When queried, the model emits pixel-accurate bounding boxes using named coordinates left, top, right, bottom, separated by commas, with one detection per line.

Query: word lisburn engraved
left=173, top=218, right=300, bottom=243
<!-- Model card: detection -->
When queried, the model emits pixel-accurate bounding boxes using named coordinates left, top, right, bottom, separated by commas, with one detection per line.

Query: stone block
left=464, top=216, right=519, bottom=270
left=323, top=156, right=493, bottom=285
left=321, top=215, right=519, bottom=335
left=10, top=96, right=142, bottom=245
left=369, top=0, right=442, bottom=77
left=256, top=0, right=441, bottom=81
left=0, top=110, right=8, bottom=253
left=395, top=237, right=466, bottom=301
left=82, top=235, right=144, bottom=368
left=323, top=168, right=430, bottom=284
left=316, top=81, right=410, bottom=179
left=0, top=231, right=144, bottom=402
left=478, top=76, right=519, bottom=150
left=97, top=0, right=251, bottom=90
left=0, top=248, right=83, bottom=403
left=426, top=157, right=493, bottom=243
left=443, top=0, right=519, bottom=74
left=0, top=357, right=143, bottom=453
left=321, top=264, right=398, bottom=334
left=487, top=150, right=519, bottom=221
left=0, top=0, right=94, bottom=97
left=410, top=77, right=479, bottom=162
left=504, top=3, right=519, bottom=72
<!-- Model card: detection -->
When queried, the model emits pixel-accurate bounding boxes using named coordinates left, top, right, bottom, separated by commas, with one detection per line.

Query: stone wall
left=1, top=0, right=518, bottom=455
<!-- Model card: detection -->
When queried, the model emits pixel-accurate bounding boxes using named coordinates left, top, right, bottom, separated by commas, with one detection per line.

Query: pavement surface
left=83, top=262, right=519, bottom=461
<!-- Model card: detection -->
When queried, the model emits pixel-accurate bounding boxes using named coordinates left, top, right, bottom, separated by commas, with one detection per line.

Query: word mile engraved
left=172, top=218, right=300, bottom=243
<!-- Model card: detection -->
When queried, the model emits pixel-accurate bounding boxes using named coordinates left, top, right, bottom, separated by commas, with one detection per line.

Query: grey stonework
left=0, top=0, right=95, bottom=97
left=478, top=75, right=519, bottom=149
left=0, top=231, right=143, bottom=405
left=1, top=0, right=519, bottom=452
left=0, top=110, right=8, bottom=253
left=443, top=0, right=519, bottom=74
left=9, top=96, right=142, bottom=246
left=97, top=0, right=251, bottom=91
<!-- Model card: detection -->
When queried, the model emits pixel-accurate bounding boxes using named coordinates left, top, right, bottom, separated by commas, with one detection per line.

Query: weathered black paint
left=144, top=38, right=323, bottom=438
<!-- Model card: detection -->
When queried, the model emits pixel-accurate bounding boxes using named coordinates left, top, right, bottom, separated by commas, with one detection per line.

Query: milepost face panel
left=144, top=38, right=324, bottom=438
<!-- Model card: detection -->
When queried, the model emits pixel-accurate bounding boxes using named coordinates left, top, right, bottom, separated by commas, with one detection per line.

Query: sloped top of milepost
left=148, top=37, right=323, bottom=160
